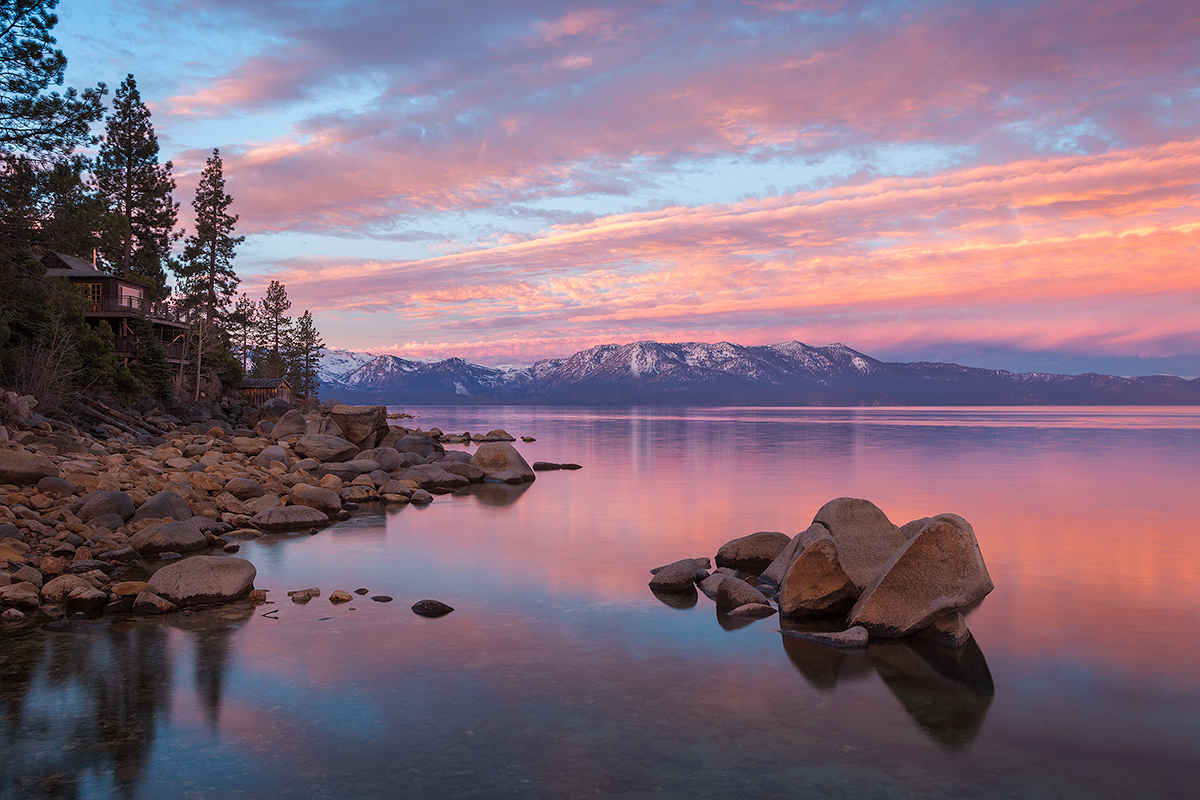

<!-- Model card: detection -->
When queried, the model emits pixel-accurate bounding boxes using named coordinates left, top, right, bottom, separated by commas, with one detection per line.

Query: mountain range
left=316, top=341, right=1200, bottom=406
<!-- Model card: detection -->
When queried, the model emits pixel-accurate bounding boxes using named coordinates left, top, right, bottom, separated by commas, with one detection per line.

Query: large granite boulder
left=223, top=477, right=265, bottom=501
left=130, top=491, right=192, bottom=523
left=714, top=531, right=791, bottom=571
left=778, top=525, right=859, bottom=617
left=255, top=444, right=289, bottom=469
left=271, top=409, right=309, bottom=440
left=258, top=398, right=295, bottom=424
left=0, top=449, right=58, bottom=486
left=848, top=514, right=994, bottom=638
left=328, top=405, right=389, bottom=448
left=395, top=433, right=444, bottom=459
left=649, top=558, right=707, bottom=592
left=356, top=447, right=405, bottom=472
left=0, top=582, right=40, bottom=610
left=812, top=497, right=906, bottom=591
left=128, top=521, right=208, bottom=555
left=250, top=504, right=331, bottom=531
left=78, top=491, right=135, bottom=523
left=470, top=442, right=535, bottom=483
left=295, top=435, right=359, bottom=463
left=290, top=483, right=342, bottom=517
left=760, top=526, right=816, bottom=587
left=147, top=556, right=256, bottom=606
left=443, top=461, right=485, bottom=482
left=40, top=574, right=96, bottom=602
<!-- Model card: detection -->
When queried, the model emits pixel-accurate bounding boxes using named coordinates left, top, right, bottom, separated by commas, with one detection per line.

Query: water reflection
left=452, top=480, right=533, bottom=506
left=781, top=629, right=995, bottom=750
left=0, top=607, right=249, bottom=799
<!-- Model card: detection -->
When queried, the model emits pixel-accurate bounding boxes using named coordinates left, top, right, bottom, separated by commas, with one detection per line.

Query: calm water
left=3, top=407, right=1199, bottom=799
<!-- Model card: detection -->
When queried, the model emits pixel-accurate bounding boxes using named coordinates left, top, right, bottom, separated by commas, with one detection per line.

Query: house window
left=119, top=284, right=143, bottom=309
left=80, top=283, right=101, bottom=309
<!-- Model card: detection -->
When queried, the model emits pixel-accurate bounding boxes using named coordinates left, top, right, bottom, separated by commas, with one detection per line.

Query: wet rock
left=290, top=483, right=342, bottom=517
left=133, top=591, right=177, bottom=615
left=917, top=612, right=972, bottom=648
left=356, top=447, right=405, bottom=471
left=248, top=589, right=268, bottom=603
left=783, top=626, right=870, bottom=649
left=411, top=599, right=454, bottom=617
left=813, top=497, right=906, bottom=591
left=409, top=489, right=434, bottom=504
left=470, top=442, right=535, bottom=483
left=250, top=504, right=331, bottom=531
left=66, top=586, right=108, bottom=610
left=779, top=525, right=860, bottom=617
left=222, top=542, right=240, bottom=553
left=849, top=514, right=994, bottom=638
left=648, top=558, right=707, bottom=592
left=0, top=582, right=40, bottom=610
left=715, top=531, right=791, bottom=571
left=289, top=587, right=320, bottom=602
left=78, top=491, right=135, bottom=523
left=295, top=434, right=359, bottom=463
left=128, top=521, right=208, bottom=555
left=1, top=607, right=28, bottom=623
left=111, top=581, right=150, bottom=597
left=698, top=573, right=772, bottom=608
left=354, top=588, right=369, bottom=595
left=330, top=589, right=353, bottom=603
left=147, top=555, right=256, bottom=606
left=11, top=564, right=43, bottom=588
left=371, top=595, right=393, bottom=602
left=340, top=485, right=379, bottom=503
left=395, top=433, right=444, bottom=459
left=41, top=574, right=95, bottom=602
left=0, top=449, right=59, bottom=486
left=532, top=461, right=562, bottom=471
left=727, top=602, right=777, bottom=618
left=130, top=490, right=192, bottom=523
left=442, top=461, right=486, bottom=482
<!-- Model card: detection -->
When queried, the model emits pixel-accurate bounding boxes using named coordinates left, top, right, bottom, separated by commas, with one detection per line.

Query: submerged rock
left=648, top=558, right=708, bottom=592
left=782, top=625, right=870, bottom=649
left=411, top=599, right=454, bottom=617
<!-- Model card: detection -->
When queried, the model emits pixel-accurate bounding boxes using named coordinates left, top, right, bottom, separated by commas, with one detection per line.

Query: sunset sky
left=54, top=0, right=1200, bottom=375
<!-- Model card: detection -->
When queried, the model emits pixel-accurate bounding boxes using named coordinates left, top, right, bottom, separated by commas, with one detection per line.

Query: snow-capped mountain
left=317, top=342, right=1200, bottom=406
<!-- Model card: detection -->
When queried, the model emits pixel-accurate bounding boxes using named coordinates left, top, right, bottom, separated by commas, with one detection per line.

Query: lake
left=3, top=406, right=1199, bottom=799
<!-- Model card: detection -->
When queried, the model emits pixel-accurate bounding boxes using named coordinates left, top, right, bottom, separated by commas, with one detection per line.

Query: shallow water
left=3, top=407, right=1199, bottom=799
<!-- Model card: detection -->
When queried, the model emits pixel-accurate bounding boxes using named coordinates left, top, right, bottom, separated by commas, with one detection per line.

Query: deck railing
left=86, top=295, right=185, bottom=324
left=113, top=335, right=187, bottom=362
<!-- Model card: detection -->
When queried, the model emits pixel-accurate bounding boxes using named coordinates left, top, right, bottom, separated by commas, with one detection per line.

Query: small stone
left=371, top=595, right=393, bottom=602
left=248, top=589, right=268, bottom=603
left=781, top=625, right=870, bottom=649
left=330, top=589, right=353, bottom=603
left=411, top=599, right=453, bottom=617
left=726, top=602, right=777, bottom=618
left=354, top=588, right=369, bottom=595
left=1, top=607, right=28, bottom=623
left=223, top=542, right=240, bottom=553
left=133, top=591, right=177, bottom=615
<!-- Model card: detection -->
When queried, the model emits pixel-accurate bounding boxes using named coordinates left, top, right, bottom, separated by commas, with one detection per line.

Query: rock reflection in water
left=781, top=629, right=994, bottom=749
left=454, top=480, right=533, bottom=506
left=0, top=605, right=250, bottom=799
left=649, top=585, right=698, bottom=609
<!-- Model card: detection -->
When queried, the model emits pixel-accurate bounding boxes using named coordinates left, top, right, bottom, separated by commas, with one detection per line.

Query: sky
left=51, top=0, right=1200, bottom=375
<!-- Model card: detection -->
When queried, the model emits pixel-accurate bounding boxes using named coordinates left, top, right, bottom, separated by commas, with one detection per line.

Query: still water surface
left=3, top=407, right=1199, bottom=799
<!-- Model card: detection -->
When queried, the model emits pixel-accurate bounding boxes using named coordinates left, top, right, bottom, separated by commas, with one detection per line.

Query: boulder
left=290, top=483, right=342, bottom=517
left=714, top=531, right=791, bottom=571
left=917, top=612, right=972, bottom=648
left=726, top=602, right=777, bottom=618
left=250, top=505, right=331, bottom=532
left=36, top=476, right=77, bottom=497
left=0, top=449, right=58, bottom=486
left=782, top=626, right=870, bottom=649
left=812, top=497, right=906, bottom=591
left=356, top=447, right=404, bottom=472
left=470, top=442, right=535, bottom=483
left=778, top=526, right=860, bottom=617
left=128, top=521, right=208, bottom=555
left=130, top=490, right=192, bottom=523
left=0, top=582, right=40, bottom=610
left=329, top=589, right=353, bottom=603
left=411, top=599, right=454, bottom=617
left=443, top=462, right=485, bottom=482
left=244, top=493, right=282, bottom=515
left=848, top=514, right=994, bottom=638
left=698, top=573, right=772, bottom=608
left=295, top=434, right=359, bottom=463
left=254, top=445, right=287, bottom=470
left=760, top=526, right=814, bottom=587
left=148, top=555, right=256, bottom=606
left=66, top=586, right=108, bottom=610
left=78, top=491, right=135, bottom=523
left=257, top=398, right=295, bottom=424
left=41, top=574, right=96, bottom=602
left=306, top=417, right=343, bottom=437
left=328, top=405, right=388, bottom=447
left=271, top=409, right=309, bottom=440
left=395, top=433, right=444, bottom=459
left=648, top=558, right=707, bottom=592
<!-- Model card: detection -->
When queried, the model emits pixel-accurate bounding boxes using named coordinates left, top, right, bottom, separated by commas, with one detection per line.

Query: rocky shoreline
left=0, top=392, right=546, bottom=627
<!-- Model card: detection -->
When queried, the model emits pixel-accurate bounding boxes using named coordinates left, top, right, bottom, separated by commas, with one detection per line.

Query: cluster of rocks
left=650, top=497, right=993, bottom=649
left=0, top=397, right=542, bottom=626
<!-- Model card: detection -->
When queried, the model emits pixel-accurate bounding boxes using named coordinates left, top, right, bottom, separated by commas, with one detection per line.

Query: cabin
left=41, top=251, right=190, bottom=368
left=238, top=377, right=292, bottom=405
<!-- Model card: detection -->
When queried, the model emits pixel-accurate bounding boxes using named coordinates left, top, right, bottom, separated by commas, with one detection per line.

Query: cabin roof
left=41, top=251, right=106, bottom=279
left=238, top=377, right=293, bottom=389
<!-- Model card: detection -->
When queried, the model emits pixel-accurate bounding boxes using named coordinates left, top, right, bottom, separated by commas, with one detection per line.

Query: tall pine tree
left=227, top=292, right=257, bottom=373
left=176, top=149, right=242, bottom=325
left=288, top=310, right=324, bottom=399
left=94, top=74, right=177, bottom=294
left=256, top=280, right=292, bottom=380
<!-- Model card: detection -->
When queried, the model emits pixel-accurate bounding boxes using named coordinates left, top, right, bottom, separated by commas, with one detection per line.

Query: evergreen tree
left=94, top=74, right=177, bottom=294
left=0, top=0, right=105, bottom=156
left=288, top=310, right=323, bottom=399
left=226, top=292, right=256, bottom=373
left=127, top=317, right=173, bottom=401
left=176, top=148, right=242, bottom=325
left=39, top=154, right=106, bottom=255
left=255, top=280, right=292, bottom=380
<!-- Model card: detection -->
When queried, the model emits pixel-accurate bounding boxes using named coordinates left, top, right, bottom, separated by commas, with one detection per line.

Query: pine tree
left=176, top=149, right=242, bottom=325
left=256, top=280, right=292, bottom=380
left=0, top=0, right=105, bottom=156
left=288, top=310, right=324, bottom=399
left=94, top=74, right=178, bottom=294
left=226, top=292, right=257, bottom=373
